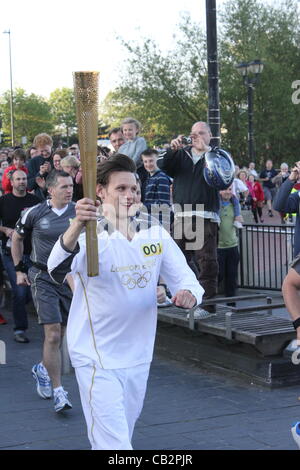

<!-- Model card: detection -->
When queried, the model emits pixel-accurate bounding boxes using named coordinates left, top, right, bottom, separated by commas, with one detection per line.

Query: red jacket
left=246, top=181, right=264, bottom=206
left=2, top=165, right=29, bottom=194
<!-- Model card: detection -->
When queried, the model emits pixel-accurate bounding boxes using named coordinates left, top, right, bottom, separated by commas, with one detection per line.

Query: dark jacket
left=26, top=155, right=53, bottom=200
left=273, top=178, right=300, bottom=256
left=157, top=146, right=219, bottom=212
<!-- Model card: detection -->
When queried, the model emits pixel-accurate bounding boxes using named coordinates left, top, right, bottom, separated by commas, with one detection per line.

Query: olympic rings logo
left=121, top=271, right=152, bottom=289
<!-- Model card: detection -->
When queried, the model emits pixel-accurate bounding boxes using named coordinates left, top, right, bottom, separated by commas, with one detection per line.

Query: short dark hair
left=108, top=127, right=122, bottom=138
left=53, top=149, right=68, bottom=158
left=96, top=154, right=136, bottom=186
left=141, top=148, right=159, bottom=158
left=45, top=169, right=72, bottom=189
left=12, top=148, right=26, bottom=161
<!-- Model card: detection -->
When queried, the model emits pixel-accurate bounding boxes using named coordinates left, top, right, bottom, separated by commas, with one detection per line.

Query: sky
left=0, top=0, right=213, bottom=101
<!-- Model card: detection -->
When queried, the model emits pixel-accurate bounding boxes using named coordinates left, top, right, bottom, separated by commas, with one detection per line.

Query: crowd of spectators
left=0, top=123, right=297, bottom=332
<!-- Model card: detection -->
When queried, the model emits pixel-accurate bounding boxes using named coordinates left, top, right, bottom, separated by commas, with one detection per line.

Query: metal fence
left=238, top=223, right=295, bottom=290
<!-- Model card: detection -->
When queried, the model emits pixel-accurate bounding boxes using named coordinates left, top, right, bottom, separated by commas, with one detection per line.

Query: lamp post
left=235, top=59, right=264, bottom=163
left=3, top=29, right=14, bottom=147
left=206, top=0, right=220, bottom=147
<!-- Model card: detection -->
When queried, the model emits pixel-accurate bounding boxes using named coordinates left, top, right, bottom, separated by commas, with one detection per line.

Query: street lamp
left=235, top=59, right=264, bottom=163
left=3, top=29, right=14, bottom=147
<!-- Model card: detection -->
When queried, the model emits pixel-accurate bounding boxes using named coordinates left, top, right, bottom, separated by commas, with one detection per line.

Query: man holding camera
left=157, top=121, right=220, bottom=315
left=0, top=170, right=40, bottom=342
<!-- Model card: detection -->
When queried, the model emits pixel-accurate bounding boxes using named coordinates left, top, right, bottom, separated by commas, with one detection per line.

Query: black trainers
left=268, top=210, right=274, bottom=217
left=14, top=332, right=30, bottom=343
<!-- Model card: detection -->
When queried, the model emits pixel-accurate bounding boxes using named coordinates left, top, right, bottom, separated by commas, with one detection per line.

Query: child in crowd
left=0, top=161, right=9, bottom=194
left=2, top=149, right=28, bottom=194
left=218, top=185, right=241, bottom=303
left=223, top=191, right=243, bottom=229
left=246, top=174, right=265, bottom=224
left=118, top=117, right=147, bottom=168
left=141, top=148, right=173, bottom=229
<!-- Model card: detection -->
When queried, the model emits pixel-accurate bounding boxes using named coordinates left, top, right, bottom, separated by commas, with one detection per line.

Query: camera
left=181, top=136, right=192, bottom=145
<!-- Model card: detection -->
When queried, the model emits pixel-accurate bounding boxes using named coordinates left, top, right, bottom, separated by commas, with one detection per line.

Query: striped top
left=144, top=170, right=172, bottom=207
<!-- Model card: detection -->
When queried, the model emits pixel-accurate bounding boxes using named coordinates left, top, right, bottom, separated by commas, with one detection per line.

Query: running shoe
left=31, top=363, right=52, bottom=399
left=291, top=422, right=300, bottom=448
left=54, top=389, right=72, bottom=413
left=187, top=308, right=216, bottom=320
left=233, top=221, right=243, bottom=229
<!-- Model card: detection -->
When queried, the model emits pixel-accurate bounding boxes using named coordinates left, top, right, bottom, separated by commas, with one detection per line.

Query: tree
left=219, top=0, right=300, bottom=166
left=48, top=88, right=77, bottom=144
left=99, top=15, right=209, bottom=144
left=0, top=88, right=54, bottom=145
left=100, top=0, right=300, bottom=164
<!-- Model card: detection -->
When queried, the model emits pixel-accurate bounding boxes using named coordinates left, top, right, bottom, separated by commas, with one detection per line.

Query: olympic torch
left=73, top=71, right=99, bottom=277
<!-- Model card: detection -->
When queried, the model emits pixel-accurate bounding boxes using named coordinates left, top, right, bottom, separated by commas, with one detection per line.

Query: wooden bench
left=155, top=294, right=300, bottom=387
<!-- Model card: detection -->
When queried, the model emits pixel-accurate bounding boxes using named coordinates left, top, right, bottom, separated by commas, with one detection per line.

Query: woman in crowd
left=246, top=174, right=265, bottom=224
left=2, top=149, right=28, bottom=194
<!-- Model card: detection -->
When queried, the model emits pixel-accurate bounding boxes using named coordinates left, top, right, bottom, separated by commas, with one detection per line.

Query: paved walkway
left=0, top=303, right=300, bottom=451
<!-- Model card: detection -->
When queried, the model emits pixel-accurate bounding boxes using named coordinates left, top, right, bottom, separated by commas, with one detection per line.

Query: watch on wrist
left=14, top=261, right=27, bottom=273
left=293, top=318, right=300, bottom=330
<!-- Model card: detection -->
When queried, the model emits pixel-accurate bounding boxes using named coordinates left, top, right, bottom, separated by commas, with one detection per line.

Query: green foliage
left=100, top=0, right=300, bottom=165
left=0, top=88, right=54, bottom=145
left=219, top=0, right=300, bottom=166
left=48, top=88, right=77, bottom=142
left=100, top=15, right=209, bottom=144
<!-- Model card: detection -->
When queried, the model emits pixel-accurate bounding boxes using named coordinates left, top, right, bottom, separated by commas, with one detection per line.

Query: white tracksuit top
left=48, top=220, right=204, bottom=369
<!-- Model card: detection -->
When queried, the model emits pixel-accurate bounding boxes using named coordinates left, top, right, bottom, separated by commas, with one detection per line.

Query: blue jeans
left=2, top=253, right=32, bottom=331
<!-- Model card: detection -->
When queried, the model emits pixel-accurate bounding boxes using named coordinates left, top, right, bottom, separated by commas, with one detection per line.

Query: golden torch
left=73, top=71, right=99, bottom=277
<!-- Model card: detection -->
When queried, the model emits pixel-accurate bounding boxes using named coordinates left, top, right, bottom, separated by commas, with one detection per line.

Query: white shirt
left=48, top=220, right=204, bottom=369
left=248, top=168, right=258, bottom=177
left=232, top=178, right=248, bottom=197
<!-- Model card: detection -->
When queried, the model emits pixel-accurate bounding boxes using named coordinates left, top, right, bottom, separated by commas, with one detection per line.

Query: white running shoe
left=187, top=308, right=216, bottom=320
left=233, top=221, right=243, bottom=229
left=54, top=389, right=72, bottom=413
left=32, top=363, right=52, bottom=399
left=291, top=422, right=300, bottom=448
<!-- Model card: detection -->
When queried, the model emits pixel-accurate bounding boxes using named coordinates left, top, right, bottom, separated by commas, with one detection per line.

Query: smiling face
left=96, top=171, right=137, bottom=220
left=122, top=123, right=138, bottom=141
left=36, top=144, right=52, bottom=159
left=219, top=185, right=233, bottom=201
left=142, top=154, right=158, bottom=174
left=53, top=154, right=62, bottom=170
left=13, top=157, right=25, bottom=169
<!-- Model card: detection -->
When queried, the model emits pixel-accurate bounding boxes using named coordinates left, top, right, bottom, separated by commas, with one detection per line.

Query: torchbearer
left=48, top=154, right=204, bottom=450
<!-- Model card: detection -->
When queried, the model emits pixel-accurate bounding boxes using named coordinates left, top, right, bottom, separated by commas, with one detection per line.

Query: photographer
left=157, top=121, right=220, bottom=316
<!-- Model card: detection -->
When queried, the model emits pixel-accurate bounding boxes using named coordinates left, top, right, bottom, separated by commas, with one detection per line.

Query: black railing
left=238, top=223, right=295, bottom=290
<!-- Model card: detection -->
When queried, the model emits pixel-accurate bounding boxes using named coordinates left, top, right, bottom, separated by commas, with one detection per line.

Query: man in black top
left=26, top=133, right=54, bottom=200
left=259, top=159, right=278, bottom=217
left=157, top=121, right=219, bottom=314
left=0, top=170, right=40, bottom=342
